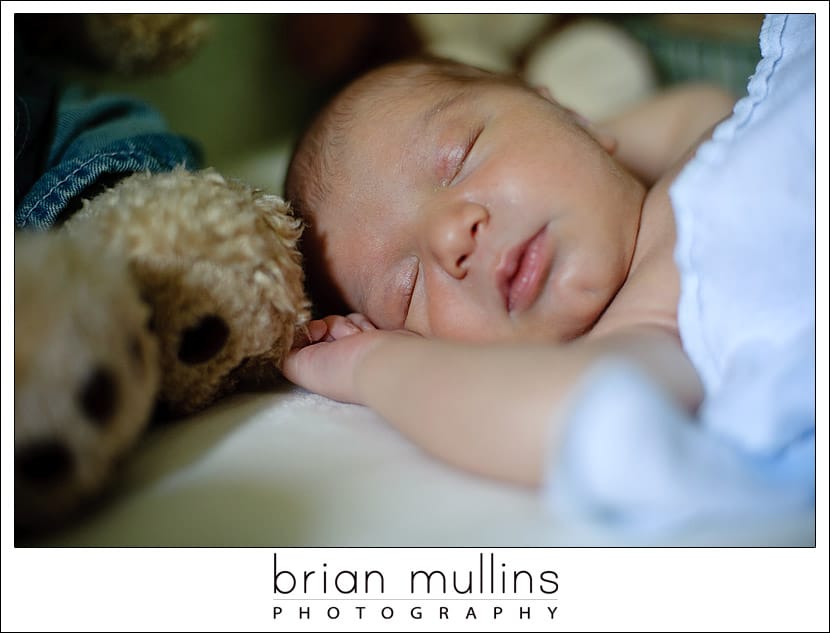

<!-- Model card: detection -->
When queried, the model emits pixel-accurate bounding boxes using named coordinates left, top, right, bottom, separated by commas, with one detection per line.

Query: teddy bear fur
left=15, top=231, right=160, bottom=529
left=15, top=168, right=309, bottom=532
left=17, top=13, right=211, bottom=75
left=15, top=13, right=312, bottom=532
left=65, top=167, right=310, bottom=415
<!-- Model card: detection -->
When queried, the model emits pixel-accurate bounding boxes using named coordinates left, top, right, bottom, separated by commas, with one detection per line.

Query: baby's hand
left=285, top=314, right=413, bottom=404
left=304, top=313, right=377, bottom=343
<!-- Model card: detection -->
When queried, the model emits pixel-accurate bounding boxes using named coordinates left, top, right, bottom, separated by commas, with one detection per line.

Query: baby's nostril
left=79, top=367, right=119, bottom=426
left=17, top=440, right=74, bottom=486
left=178, top=314, right=229, bottom=365
left=456, top=254, right=467, bottom=269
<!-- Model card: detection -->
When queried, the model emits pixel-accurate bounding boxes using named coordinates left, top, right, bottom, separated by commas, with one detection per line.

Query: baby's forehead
left=351, top=64, right=484, bottom=114
left=349, top=78, right=478, bottom=145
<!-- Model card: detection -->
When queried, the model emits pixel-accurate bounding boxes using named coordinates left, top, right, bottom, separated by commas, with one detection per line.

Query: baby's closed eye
left=438, top=125, right=483, bottom=187
left=400, top=259, right=420, bottom=327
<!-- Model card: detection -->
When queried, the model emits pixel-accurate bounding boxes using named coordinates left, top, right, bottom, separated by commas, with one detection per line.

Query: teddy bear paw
left=66, top=167, right=310, bottom=416
left=14, top=231, right=160, bottom=530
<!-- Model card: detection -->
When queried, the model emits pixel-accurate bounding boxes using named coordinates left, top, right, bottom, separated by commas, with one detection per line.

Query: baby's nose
left=430, top=203, right=488, bottom=279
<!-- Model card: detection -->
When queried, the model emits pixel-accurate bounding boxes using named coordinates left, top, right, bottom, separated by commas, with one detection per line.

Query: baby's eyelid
left=402, top=261, right=419, bottom=324
left=450, top=126, right=483, bottom=183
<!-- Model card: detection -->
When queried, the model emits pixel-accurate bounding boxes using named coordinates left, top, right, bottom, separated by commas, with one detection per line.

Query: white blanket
left=36, top=386, right=813, bottom=546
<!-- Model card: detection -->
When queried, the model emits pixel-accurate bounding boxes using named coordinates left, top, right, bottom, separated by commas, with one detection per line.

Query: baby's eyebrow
left=421, top=91, right=467, bottom=129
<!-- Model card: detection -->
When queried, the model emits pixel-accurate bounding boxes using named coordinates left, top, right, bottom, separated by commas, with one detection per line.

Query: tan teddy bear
left=15, top=231, right=160, bottom=528
left=14, top=13, right=311, bottom=533
left=15, top=169, right=309, bottom=532
left=65, top=168, right=310, bottom=414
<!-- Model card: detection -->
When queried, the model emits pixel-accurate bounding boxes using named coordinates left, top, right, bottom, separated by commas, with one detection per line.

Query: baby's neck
left=589, top=162, right=686, bottom=340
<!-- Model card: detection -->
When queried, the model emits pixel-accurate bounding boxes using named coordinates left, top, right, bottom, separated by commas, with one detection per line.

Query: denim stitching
left=18, top=149, right=164, bottom=227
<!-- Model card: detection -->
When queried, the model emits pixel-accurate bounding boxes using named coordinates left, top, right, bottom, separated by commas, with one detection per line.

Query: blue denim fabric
left=15, top=85, right=202, bottom=229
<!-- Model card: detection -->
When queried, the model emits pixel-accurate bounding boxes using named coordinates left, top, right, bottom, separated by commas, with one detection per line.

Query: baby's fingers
left=322, top=315, right=362, bottom=340
left=292, top=319, right=330, bottom=347
left=308, top=320, right=328, bottom=342
left=297, top=314, right=376, bottom=347
left=293, top=320, right=323, bottom=348
left=346, top=313, right=377, bottom=331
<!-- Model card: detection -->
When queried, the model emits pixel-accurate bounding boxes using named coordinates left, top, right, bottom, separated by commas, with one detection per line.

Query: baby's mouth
left=497, top=225, right=551, bottom=314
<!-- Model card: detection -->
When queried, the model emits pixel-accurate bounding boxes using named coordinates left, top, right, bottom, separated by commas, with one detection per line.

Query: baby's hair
left=285, top=56, right=528, bottom=317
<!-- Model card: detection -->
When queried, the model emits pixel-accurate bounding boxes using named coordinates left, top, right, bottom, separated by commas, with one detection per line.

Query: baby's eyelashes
left=436, top=125, right=483, bottom=188
left=398, top=258, right=420, bottom=326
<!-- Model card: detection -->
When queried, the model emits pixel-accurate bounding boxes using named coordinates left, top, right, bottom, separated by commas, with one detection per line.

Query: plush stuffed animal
left=14, top=231, right=160, bottom=529
left=16, top=13, right=211, bottom=75
left=282, top=13, right=657, bottom=125
left=65, top=168, right=309, bottom=415
left=14, top=15, right=310, bottom=532
left=410, top=14, right=657, bottom=123
left=15, top=168, right=309, bottom=531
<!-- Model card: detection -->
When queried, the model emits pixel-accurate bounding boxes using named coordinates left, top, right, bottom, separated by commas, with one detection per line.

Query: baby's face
left=314, top=77, right=645, bottom=342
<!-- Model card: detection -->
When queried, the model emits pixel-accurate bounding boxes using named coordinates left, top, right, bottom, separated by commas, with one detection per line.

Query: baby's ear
left=535, top=84, right=618, bottom=156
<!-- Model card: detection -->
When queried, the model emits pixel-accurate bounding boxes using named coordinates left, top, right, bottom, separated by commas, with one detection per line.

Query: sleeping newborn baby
left=283, top=13, right=815, bottom=526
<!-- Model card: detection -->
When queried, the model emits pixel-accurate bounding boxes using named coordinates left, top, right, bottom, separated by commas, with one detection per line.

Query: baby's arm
left=602, top=83, right=737, bottom=185
left=285, top=317, right=700, bottom=486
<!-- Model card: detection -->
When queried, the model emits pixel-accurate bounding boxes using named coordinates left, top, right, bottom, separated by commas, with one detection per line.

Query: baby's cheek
left=425, top=298, right=500, bottom=342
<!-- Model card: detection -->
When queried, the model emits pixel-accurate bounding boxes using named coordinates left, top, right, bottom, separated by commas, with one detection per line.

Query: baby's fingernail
left=348, top=313, right=374, bottom=330
left=341, top=321, right=360, bottom=334
left=308, top=320, right=328, bottom=341
left=328, top=319, right=360, bottom=339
